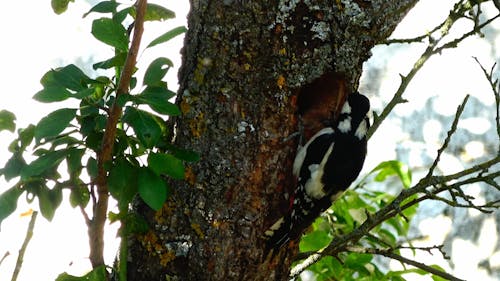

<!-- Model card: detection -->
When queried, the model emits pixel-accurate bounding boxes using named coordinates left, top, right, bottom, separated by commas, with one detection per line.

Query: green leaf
left=108, top=160, right=138, bottom=206
left=40, top=69, right=58, bottom=88
left=387, top=268, right=429, bottom=279
left=34, top=108, right=76, bottom=142
left=122, top=107, right=162, bottom=148
left=51, top=0, right=75, bottom=14
left=113, top=7, right=131, bottom=23
left=141, top=86, right=176, bottom=100
left=115, top=93, right=132, bottom=108
left=147, top=26, right=187, bottom=48
left=56, top=265, right=107, bottom=281
left=138, top=168, right=169, bottom=210
left=52, top=64, right=90, bottom=91
left=85, top=131, right=104, bottom=151
left=69, top=185, right=90, bottom=208
left=377, top=228, right=397, bottom=246
left=92, top=18, right=128, bottom=51
left=122, top=213, right=149, bottom=235
left=93, top=52, right=127, bottom=70
left=87, top=157, right=98, bottom=180
left=9, top=125, right=36, bottom=153
left=135, top=87, right=180, bottom=116
left=148, top=153, right=185, bottom=179
left=371, top=160, right=412, bottom=188
left=72, top=88, right=94, bottom=100
left=67, top=148, right=84, bottom=176
left=51, top=136, right=80, bottom=147
left=343, top=190, right=368, bottom=209
left=0, top=187, right=23, bottom=230
left=166, top=144, right=200, bottom=162
left=130, top=3, right=175, bottom=22
left=2, top=154, right=26, bottom=181
left=21, top=150, right=67, bottom=179
left=430, top=265, right=448, bottom=281
left=300, top=228, right=332, bottom=252
left=344, top=253, right=373, bottom=272
left=83, top=1, right=120, bottom=18
left=38, top=185, right=63, bottom=221
left=306, top=256, right=341, bottom=281
left=33, top=86, right=71, bottom=103
left=0, top=110, right=16, bottom=132
left=19, top=125, right=36, bottom=150
left=143, top=57, right=173, bottom=86
left=172, top=149, right=200, bottom=162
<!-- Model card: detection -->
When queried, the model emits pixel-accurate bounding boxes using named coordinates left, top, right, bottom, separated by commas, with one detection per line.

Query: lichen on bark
left=126, top=1, right=417, bottom=280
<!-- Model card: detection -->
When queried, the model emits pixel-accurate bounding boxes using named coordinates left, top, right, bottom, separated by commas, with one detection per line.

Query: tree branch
left=11, top=211, right=38, bottom=281
left=291, top=92, right=500, bottom=277
left=425, top=95, right=469, bottom=178
left=90, top=0, right=147, bottom=268
left=367, top=0, right=499, bottom=140
left=345, top=246, right=465, bottom=281
left=472, top=56, right=500, bottom=152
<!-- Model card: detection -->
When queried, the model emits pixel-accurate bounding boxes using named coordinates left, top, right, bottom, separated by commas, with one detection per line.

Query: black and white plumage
left=264, top=92, right=370, bottom=253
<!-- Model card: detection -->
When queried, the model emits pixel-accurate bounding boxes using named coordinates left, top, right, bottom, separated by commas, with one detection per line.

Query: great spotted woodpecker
left=264, top=91, right=370, bottom=253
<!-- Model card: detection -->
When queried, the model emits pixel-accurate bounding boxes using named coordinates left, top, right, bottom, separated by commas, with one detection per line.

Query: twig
left=434, top=14, right=500, bottom=54
left=382, top=252, right=464, bottom=281
left=11, top=211, right=38, bottom=281
left=291, top=1, right=500, bottom=277
left=367, top=1, right=499, bottom=140
left=426, top=171, right=500, bottom=211
left=472, top=56, right=500, bottom=153
left=118, top=227, right=128, bottom=281
left=396, top=244, right=450, bottom=260
left=345, top=246, right=465, bottom=281
left=289, top=252, right=323, bottom=278
left=79, top=204, right=91, bottom=228
left=90, top=0, right=148, bottom=268
left=0, top=251, right=10, bottom=267
left=291, top=152, right=499, bottom=277
left=425, top=95, right=469, bottom=178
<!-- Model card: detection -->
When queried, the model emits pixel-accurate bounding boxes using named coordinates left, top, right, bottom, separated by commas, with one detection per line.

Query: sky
left=0, top=1, right=499, bottom=281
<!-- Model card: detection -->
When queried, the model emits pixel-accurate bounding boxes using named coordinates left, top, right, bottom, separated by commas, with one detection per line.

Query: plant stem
left=90, top=0, right=148, bottom=269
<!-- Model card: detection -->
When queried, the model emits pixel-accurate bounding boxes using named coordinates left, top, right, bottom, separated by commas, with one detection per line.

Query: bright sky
left=0, top=1, right=499, bottom=281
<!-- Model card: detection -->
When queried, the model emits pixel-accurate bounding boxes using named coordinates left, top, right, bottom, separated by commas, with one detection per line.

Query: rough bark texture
left=128, top=1, right=417, bottom=280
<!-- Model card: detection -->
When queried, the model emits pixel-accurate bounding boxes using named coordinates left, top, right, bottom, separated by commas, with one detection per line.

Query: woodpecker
left=264, top=91, right=370, bottom=254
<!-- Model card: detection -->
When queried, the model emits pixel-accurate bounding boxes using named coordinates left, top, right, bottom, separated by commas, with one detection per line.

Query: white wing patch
left=293, top=127, right=334, bottom=177
left=341, top=102, right=351, bottom=114
left=304, top=143, right=334, bottom=199
left=338, top=117, right=352, bottom=133
left=355, top=119, right=368, bottom=140
left=265, top=217, right=284, bottom=236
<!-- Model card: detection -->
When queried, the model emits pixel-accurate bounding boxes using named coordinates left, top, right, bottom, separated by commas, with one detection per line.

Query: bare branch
left=11, top=211, right=38, bottom=281
left=425, top=95, right=469, bottom=178
left=289, top=252, right=323, bottom=278
left=0, top=252, right=10, bottom=267
left=472, top=56, right=500, bottom=152
left=79, top=204, right=91, bottom=228
left=367, top=1, right=500, bottom=140
left=396, top=244, right=450, bottom=260
left=345, top=246, right=465, bottom=281
left=291, top=126, right=499, bottom=278
left=434, top=14, right=500, bottom=54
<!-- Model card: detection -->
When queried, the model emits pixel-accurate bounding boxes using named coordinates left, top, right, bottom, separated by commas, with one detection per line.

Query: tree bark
left=127, top=1, right=417, bottom=280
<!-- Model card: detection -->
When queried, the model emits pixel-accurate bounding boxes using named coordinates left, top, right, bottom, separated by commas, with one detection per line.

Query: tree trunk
left=127, top=1, right=417, bottom=280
